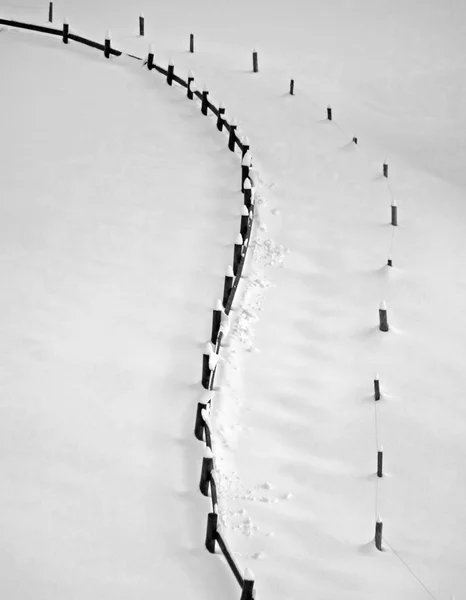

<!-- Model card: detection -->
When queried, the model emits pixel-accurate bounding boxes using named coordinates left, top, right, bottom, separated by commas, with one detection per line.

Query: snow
left=1, top=0, right=466, bottom=599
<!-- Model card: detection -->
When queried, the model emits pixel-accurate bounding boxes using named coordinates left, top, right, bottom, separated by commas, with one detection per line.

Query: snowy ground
left=1, top=1, right=466, bottom=599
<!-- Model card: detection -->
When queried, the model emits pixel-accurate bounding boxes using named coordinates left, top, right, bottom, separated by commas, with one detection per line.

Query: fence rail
left=0, top=14, right=256, bottom=600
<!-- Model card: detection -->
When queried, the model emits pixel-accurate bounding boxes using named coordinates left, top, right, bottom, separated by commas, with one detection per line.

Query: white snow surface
left=1, top=1, right=466, bottom=599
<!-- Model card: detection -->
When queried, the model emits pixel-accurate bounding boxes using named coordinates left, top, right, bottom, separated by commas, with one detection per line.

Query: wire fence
left=0, top=13, right=256, bottom=600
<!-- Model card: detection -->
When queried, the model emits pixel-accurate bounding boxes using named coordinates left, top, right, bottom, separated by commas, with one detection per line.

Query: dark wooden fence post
left=62, top=18, right=69, bottom=44
left=391, top=199, right=398, bottom=226
left=387, top=255, right=393, bottom=267
left=375, top=517, right=383, bottom=551
left=223, top=265, right=234, bottom=307
left=194, top=400, right=207, bottom=441
left=241, top=151, right=251, bottom=192
left=48, top=1, right=53, bottom=23
left=374, top=373, right=380, bottom=401
left=104, top=30, right=111, bottom=59
left=252, top=48, right=258, bottom=73
left=290, top=78, right=295, bottom=95
left=147, top=44, right=154, bottom=70
left=242, top=136, right=250, bottom=158
left=233, top=234, right=243, bottom=276
left=377, top=446, right=384, bottom=478
left=240, top=205, right=249, bottom=239
left=353, top=137, right=358, bottom=144
left=200, top=446, right=214, bottom=495
left=201, top=84, right=209, bottom=116
left=217, top=102, right=225, bottom=131
left=327, top=105, right=332, bottom=121
left=139, top=14, right=144, bottom=36
left=205, top=509, right=218, bottom=553
left=243, top=178, right=252, bottom=209
left=228, top=118, right=238, bottom=152
left=167, top=59, right=174, bottom=85
left=202, top=343, right=212, bottom=389
left=187, top=71, right=195, bottom=99
left=211, top=300, right=222, bottom=344
left=190, top=33, right=194, bottom=53
left=379, top=301, right=389, bottom=332
left=241, top=569, right=255, bottom=600
left=383, top=162, right=388, bottom=178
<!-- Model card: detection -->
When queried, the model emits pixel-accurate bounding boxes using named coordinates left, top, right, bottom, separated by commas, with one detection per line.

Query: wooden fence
left=0, top=14, right=256, bottom=600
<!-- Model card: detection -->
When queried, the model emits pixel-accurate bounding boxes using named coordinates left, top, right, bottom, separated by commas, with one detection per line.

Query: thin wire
left=383, top=538, right=440, bottom=600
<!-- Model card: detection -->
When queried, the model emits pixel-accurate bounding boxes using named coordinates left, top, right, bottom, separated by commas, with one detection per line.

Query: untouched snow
left=2, top=1, right=466, bottom=599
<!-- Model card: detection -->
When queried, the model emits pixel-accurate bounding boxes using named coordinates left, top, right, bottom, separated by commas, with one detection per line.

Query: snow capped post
left=374, top=373, right=381, bottom=401
left=383, top=161, right=388, bottom=178
left=223, top=265, right=234, bottom=307
left=228, top=118, right=238, bottom=152
left=190, top=33, right=194, bottom=53
left=62, top=18, right=69, bottom=44
left=205, top=506, right=218, bottom=553
left=240, top=205, right=250, bottom=239
left=375, top=516, right=383, bottom=551
left=147, top=45, right=154, bottom=70
left=48, top=1, right=53, bottom=23
left=200, top=446, right=214, bottom=496
left=377, top=446, right=384, bottom=478
left=290, top=78, right=295, bottom=95
left=217, top=102, right=225, bottom=131
left=201, top=343, right=212, bottom=389
left=379, top=301, right=389, bottom=332
left=167, top=58, right=174, bottom=86
left=104, top=30, right=111, bottom=59
left=201, top=84, right=209, bottom=116
left=387, top=255, right=393, bottom=267
left=391, top=198, right=398, bottom=226
left=211, top=300, right=223, bottom=344
left=233, top=234, right=243, bottom=276
left=327, top=105, right=333, bottom=121
left=243, top=178, right=253, bottom=210
left=241, top=151, right=251, bottom=192
left=252, top=48, right=259, bottom=73
left=187, top=71, right=195, bottom=99
left=353, top=136, right=358, bottom=144
left=241, top=136, right=250, bottom=158
left=241, top=568, right=255, bottom=600
left=139, top=14, right=145, bottom=36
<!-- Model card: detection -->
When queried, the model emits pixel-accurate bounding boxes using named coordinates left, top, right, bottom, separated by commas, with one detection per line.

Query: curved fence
left=0, top=16, right=256, bottom=600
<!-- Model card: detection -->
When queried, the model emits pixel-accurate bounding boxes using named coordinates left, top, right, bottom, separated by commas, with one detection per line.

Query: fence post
left=233, top=234, right=243, bottom=276
left=375, top=517, right=383, bottom=551
left=290, top=78, right=295, bottom=95
left=223, top=265, right=234, bottom=307
left=383, top=162, right=388, bottom=178
left=48, top=1, right=53, bottom=23
left=391, top=199, right=398, bottom=226
left=374, top=373, right=381, bottom=401
left=202, top=343, right=212, bottom=389
left=241, top=151, right=251, bottom=192
left=377, top=446, right=384, bottom=477
left=387, top=255, right=393, bottom=267
left=240, top=205, right=249, bottom=239
left=190, top=33, right=194, bottom=53
left=194, top=400, right=207, bottom=441
left=139, top=14, right=144, bottom=36
left=201, top=84, right=209, bottom=116
left=205, top=508, right=218, bottom=553
left=104, top=30, right=111, bottom=59
left=243, top=178, right=252, bottom=209
left=252, top=48, right=259, bottom=73
left=167, top=59, right=174, bottom=85
left=241, top=569, right=255, bottom=600
left=187, top=71, right=195, bottom=99
left=217, top=102, right=225, bottom=131
left=200, top=446, right=214, bottom=495
left=147, top=44, right=154, bottom=70
left=327, top=105, right=332, bottom=121
left=211, top=300, right=222, bottom=344
left=379, top=301, right=389, bottom=332
left=62, top=18, right=69, bottom=44
left=353, top=136, right=358, bottom=144
left=228, top=118, right=238, bottom=152
left=241, top=136, right=250, bottom=158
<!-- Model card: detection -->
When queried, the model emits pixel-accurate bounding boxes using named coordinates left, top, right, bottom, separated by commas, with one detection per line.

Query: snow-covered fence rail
left=0, top=14, right=256, bottom=600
